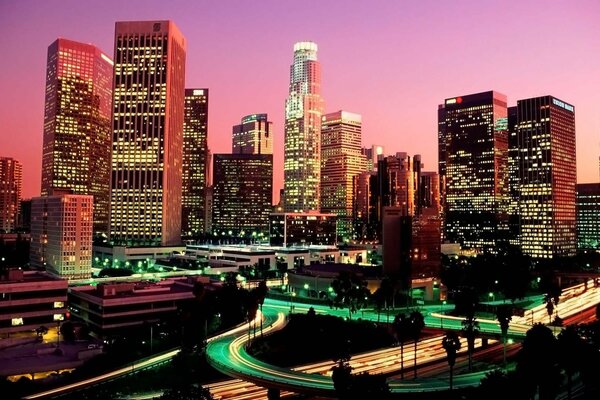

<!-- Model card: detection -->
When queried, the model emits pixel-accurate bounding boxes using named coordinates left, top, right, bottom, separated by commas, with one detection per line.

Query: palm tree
left=517, top=323, right=561, bottom=400
left=461, top=314, right=480, bottom=372
left=495, top=305, right=512, bottom=369
left=409, top=310, right=425, bottom=378
left=255, top=280, right=268, bottom=337
left=392, top=312, right=410, bottom=379
left=557, top=325, right=584, bottom=400
left=442, top=331, right=461, bottom=390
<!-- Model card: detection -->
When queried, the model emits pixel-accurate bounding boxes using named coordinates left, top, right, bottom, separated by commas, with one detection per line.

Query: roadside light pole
left=441, top=300, right=446, bottom=328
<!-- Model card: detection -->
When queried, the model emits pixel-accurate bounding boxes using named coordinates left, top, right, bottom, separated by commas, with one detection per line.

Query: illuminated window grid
left=109, top=21, right=186, bottom=247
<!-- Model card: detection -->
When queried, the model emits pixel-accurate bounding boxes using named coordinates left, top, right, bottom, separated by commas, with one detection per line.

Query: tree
left=516, top=323, right=561, bottom=400
left=392, top=313, right=410, bottom=379
left=461, top=313, right=480, bottom=372
left=36, top=325, right=48, bottom=339
left=495, top=305, right=512, bottom=369
left=159, top=384, right=213, bottom=400
left=330, top=271, right=370, bottom=319
left=409, top=310, right=425, bottom=378
left=255, top=280, right=268, bottom=337
left=441, top=331, right=461, bottom=390
left=557, top=325, right=584, bottom=400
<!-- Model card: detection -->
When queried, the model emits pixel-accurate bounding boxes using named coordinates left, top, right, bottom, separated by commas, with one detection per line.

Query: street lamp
left=488, top=292, right=495, bottom=302
left=441, top=300, right=447, bottom=328
left=289, top=291, right=296, bottom=313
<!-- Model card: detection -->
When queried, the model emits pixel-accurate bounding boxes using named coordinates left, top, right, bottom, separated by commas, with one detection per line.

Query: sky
left=1, top=0, right=600, bottom=201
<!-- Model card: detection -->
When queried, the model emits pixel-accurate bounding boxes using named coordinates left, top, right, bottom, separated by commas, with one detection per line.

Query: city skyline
left=1, top=0, right=600, bottom=202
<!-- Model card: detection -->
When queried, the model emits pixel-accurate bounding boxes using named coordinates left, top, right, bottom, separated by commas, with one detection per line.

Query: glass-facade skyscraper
left=41, top=38, right=113, bottom=234
left=182, top=88, right=209, bottom=237
left=284, top=42, right=324, bottom=213
left=439, top=91, right=509, bottom=251
left=109, top=21, right=186, bottom=247
left=516, top=96, right=576, bottom=258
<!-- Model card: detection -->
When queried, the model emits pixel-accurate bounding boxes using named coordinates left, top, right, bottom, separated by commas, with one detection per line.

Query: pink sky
left=1, top=0, right=599, bottom=202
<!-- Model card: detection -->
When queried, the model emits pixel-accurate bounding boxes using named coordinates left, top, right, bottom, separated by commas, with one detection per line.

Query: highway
left=206, top=280, right=600, bottom=398
left=21, top=279, right=600, bottom=399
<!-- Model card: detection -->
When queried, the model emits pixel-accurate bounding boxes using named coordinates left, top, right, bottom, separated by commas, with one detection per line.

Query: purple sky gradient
left=1, top=0, right=599, bottom=201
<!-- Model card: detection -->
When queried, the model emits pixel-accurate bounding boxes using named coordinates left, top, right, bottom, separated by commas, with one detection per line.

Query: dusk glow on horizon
left=1, top=0, right=600, bottom=200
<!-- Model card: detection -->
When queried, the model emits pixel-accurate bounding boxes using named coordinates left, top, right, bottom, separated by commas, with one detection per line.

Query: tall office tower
left=362, top=145, right=385, bottom=172
left=353, top=171, right=374, bottom=240
left=419, top=171, right=440, bottom=211
left=576, top=183, right=600, bottom=250
left=284, top=42, right=324, bottom=212
left=380, top=152, right=419, bottom=217
left=233, top=114, right=273, bottom=155
left=30, top=193, right=93, bottom=279
left=441, top=91, right=509, bottom=252
left=41, top=38, right=113, bottom=234
left=19, top=199, right=32, bottom=232
left=507, top=106, right=521, bottom=246
left=0, top=158, right=22, bottom=232
left=320, top=111, right=367, bottom=241
left=437, top=104, right=447, bottom=216
left=413, top=171, right=441, bottom=277
left=516, top=96, right=576, bottom=258
left=182, top=88, right=209, bottom=237
left=212, top=154, right=273, bottom=237
left=110, top=21, right=186, bottom=247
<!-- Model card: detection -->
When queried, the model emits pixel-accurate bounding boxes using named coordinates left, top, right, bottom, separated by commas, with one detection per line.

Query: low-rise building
left=269, top=212, right=337, bottom=247
left=68, top=277, right=207, bottom=336
left=0, top=268, right=68, bottom=337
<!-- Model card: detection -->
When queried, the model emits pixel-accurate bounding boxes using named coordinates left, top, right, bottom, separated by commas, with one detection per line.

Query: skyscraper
left=284, top=42, right=324, bottom=213
left=320, top=111, right=366, bottom=241
left=516, top=96, right=576, bottom=258
left=212, top=114, right=273, bottom=238
left=41, top=38, right=113, bottom=234
left=30, top=193, right=93, bottom=279
left=182, top=88, right=209, bottom=237
left=0, top=157, right=22, bottom=232
left=576, top=183, right=600, bottom=250
left=110, top=21, right=186, bottom=247
left=440, top=91, right=509, bottom=251
left=212, top=154, right=273, bottom=238
left=233, top=114, right=273, bottom=155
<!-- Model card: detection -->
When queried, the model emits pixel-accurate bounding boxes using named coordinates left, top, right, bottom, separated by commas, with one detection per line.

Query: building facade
left=41, top=38, right=113, bottom=234
left=0, top=157, right=22, bottom=233
left=320, top=111, right=366, bottom=241
left=0, top=269, right=68, bottom=337
left=212, top=154, right=273, bottom=238
left=30, top=193, right=93, bottom=279
left=110, top=21, right=186, bottom=247
left=68, top=278, right=204, bottom=335
left=232, top=114, right=273, bottom=155
left=284, top=42, right=325, bottom=213
left=182, top=88, right=209, bottom=237
left=576, top=183, right=600, bottom=250
left=440, top=91, right=509, bottom=252
left=269, top=212, right=337, bottom=247
left=516, top=96, right=576, bottom=258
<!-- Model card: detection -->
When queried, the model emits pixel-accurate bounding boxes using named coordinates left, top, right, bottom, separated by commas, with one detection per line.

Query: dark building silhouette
left=182, top=88, right=209, bottom=237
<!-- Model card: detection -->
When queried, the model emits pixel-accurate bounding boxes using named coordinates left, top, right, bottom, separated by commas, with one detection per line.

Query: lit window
left=11, top=318, right=24, bottom=326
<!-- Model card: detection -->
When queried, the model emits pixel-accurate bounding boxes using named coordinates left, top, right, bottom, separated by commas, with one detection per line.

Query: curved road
left=207, top=281, right=600, bottom=396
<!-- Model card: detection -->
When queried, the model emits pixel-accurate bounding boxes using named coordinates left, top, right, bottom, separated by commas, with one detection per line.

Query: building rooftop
left=0, top=268, right=65, bottom=284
